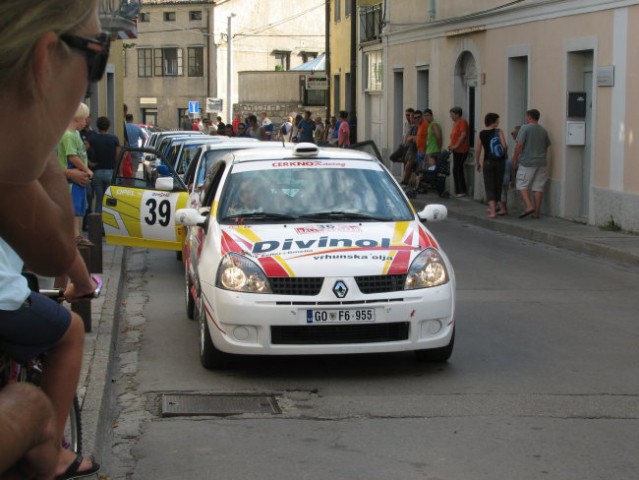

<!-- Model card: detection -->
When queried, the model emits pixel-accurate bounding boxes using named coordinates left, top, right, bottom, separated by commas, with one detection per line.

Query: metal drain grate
left=160, top=393, right=281, bottom=417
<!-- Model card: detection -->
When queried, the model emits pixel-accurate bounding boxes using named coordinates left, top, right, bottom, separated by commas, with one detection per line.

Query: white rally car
left=176, top=143, right=456, bottom=369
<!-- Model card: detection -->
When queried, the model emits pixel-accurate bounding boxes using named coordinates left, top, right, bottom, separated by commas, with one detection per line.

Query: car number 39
left=306, top=309, right=375, bottom=324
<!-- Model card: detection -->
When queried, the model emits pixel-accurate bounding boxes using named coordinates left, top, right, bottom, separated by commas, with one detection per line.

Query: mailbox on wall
left=566, top=121, right=586, bottom=146
left=568, top=91, right=587, bottom=118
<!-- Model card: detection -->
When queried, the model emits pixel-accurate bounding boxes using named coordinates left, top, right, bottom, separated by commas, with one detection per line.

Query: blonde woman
left=0, top=1, right=107, bottom=477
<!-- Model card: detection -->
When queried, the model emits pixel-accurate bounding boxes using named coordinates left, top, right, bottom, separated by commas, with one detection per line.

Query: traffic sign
left=188, top=101, right=200, bottom=114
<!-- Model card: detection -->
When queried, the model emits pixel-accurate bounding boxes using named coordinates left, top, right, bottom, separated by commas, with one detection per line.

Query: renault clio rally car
left=176, top=143, right=456, bottom=369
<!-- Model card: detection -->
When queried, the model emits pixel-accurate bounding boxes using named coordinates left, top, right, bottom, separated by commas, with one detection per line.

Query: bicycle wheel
left=62, top=396, right=82, bottom=454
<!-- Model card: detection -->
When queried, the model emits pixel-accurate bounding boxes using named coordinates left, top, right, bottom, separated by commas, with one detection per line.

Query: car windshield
left=217, top=164, right=413, bottom=223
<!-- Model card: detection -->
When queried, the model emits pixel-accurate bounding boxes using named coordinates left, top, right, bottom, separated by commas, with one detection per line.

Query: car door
left=184, top=161, right=228, bottom=287
left=102, top=146, right=189, bottom=251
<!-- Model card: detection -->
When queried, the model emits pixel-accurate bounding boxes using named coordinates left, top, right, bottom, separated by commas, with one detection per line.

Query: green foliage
left=600, top=216, right=622, bottom=232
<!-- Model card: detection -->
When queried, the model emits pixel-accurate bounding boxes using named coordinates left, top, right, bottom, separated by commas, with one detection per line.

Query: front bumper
left=201, top=277, right=455, bottom=355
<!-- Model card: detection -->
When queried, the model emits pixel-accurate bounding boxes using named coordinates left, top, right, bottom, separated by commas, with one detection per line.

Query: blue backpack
left=489, top=130, right=505, bottom=158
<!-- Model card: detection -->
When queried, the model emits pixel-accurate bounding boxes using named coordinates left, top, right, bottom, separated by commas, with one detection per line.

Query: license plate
left=306, top=309, right=375, bottom=324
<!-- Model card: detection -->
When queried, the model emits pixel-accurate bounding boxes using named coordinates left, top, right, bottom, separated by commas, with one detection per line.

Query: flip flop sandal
left=55, top=454, right=100, bottom=480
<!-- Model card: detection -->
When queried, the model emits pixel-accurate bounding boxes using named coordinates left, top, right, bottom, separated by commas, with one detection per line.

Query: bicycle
left=0, top=273, right=102, bottom=455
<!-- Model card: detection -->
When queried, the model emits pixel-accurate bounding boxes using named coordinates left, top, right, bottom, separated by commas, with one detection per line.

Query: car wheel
left=197, top=297, right=231, bottom=369
left=185, top=265, right=195, bottom=320
left=414, top=328, right=455, bottom=363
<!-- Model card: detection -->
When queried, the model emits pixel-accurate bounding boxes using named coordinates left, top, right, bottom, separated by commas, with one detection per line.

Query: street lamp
left=226, top=13, right=236, bottom=123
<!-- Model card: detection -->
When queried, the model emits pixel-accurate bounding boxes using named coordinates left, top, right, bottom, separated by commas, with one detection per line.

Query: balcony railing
left=99, top=0, right=140, bottom=36
left=360, top=3, right=383, bottom=43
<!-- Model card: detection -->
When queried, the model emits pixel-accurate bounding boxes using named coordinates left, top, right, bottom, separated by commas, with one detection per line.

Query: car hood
left=218, top=221, right=440, bottom=277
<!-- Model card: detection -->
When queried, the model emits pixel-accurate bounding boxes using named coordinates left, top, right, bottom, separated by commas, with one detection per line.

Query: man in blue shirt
left=124, top=114, right=148, bottom=176
left=297, top=111, right=316, bottom=143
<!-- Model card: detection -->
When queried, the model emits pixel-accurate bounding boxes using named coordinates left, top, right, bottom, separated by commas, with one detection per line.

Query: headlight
left=405, top=248, right=449, bottom=289
left=216, top=253, right=272, bottom=293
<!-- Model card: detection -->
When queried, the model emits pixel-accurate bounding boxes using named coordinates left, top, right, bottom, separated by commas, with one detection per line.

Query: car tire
left=197, top=297, right=231, bottom=369
left=185, top=266, right=195, bottom=320
left=414, top=328, right=455, bottom=363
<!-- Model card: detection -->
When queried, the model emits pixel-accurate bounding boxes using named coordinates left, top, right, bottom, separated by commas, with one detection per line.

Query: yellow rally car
left=102, top=146, right=189, bottom=251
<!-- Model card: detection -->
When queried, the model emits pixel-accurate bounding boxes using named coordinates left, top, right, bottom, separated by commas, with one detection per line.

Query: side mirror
left=418, top=204, right=448, bottom=222
left=155, top=177, right=175, bottom=191
left=176, top=208, right=208, bottom=227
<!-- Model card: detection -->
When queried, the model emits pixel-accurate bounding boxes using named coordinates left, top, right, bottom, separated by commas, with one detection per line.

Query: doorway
left=565, top=50, right=594, bottom=221
left=453, top=51, right=478, bottom=195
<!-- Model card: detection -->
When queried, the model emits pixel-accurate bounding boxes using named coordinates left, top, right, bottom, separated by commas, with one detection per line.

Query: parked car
left=143, top=131, right=204, bottom=181
left=175, top=143, right=456, bottom=369
left=102, top=146, right=189, bottom=251
left=168, top=136, right=258, bottom=178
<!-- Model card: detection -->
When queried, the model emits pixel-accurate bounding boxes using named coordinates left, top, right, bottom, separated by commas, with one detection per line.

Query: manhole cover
left=160, top=393, right=281, bottom=417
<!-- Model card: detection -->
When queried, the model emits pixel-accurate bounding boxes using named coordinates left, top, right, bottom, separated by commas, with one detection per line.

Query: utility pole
left=226, top=13, right=236, bottom=123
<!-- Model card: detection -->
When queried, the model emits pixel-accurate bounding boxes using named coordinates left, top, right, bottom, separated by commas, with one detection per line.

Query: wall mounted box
left=566, top=121, right=586, bottom=146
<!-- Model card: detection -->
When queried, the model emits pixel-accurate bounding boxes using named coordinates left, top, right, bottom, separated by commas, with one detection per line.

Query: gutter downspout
left=428, top=0, right=436, bottom=21
left=325, top=0, right=331, bottom=119
left=350, top=0, right=357, bottom=142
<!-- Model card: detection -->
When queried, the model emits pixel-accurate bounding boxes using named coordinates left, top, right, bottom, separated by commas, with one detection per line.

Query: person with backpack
left=476, top=112, right=508, bottom=218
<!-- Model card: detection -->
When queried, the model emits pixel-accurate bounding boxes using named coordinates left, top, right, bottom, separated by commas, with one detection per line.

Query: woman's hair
left=0, top=0, right=98, bottom=92
left=484, top=113, right=500, bottom=127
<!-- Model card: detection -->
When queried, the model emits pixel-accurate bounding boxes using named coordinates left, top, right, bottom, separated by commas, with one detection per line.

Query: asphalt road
left=102, top=218, right=639, bottom=480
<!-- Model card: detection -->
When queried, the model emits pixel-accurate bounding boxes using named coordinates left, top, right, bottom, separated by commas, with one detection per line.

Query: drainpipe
left=325, top=0, right=331, bottom=119
left=428, top=0, right=436, bottom=21
left=350, top=0, right=357, bottom=142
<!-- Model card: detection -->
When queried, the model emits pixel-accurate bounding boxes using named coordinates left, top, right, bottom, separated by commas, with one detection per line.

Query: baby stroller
left=405, top=150, right=451, bottom=199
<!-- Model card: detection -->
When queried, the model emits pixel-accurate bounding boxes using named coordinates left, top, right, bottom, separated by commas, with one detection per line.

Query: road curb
left=80, top=245, right=128, bottom=462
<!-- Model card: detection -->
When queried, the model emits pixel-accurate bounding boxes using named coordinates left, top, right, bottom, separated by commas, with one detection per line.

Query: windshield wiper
left=298, top=211, right=392, bottom=222
left=221, top=212, right=298, bottom=222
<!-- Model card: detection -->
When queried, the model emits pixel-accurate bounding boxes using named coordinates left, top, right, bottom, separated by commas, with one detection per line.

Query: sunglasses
left=60, top=32, right=111, bottom=83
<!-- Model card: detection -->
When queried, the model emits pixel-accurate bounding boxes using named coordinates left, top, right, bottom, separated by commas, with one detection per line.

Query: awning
left=291, top=54, right=326, bottom=72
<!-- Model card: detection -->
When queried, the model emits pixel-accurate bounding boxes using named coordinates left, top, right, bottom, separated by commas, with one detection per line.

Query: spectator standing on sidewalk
left=314, top=116, right=325, bottom=145
left=89, top=116, right=121, bottom=214
left=261, top=112, right=274, bottom=141
left=181, top=114, right=192, bottom=130
left=298, top=111, right=316, bottom=143
left=0, top=1, right=104, bottom=477
left=475, top=112, right=508, bottom=219
left=448, top=106, right=470, bottom=197
left=57, top=102, right=94, bottom=243
left=500, top=125, right=521, bottom=215
left=125, top=113, right=148, bottom=175
left=325, top=116, right=338, bottom=146
left=246, top=114, right=264, bottom=140
left=397, top=108, right=417, bottom=186
left=424, top=109, right=442, bottom=156
left=512, top=109, right=551, bottom=219
left=338, top=110, right=351, bottom=148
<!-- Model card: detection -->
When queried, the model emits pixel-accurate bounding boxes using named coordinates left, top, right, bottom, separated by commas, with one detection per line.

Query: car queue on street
left=100, top=132, right=456, bottom=369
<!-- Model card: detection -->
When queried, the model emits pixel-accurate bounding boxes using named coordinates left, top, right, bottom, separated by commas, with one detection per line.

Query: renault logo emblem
left=333, top=280, right=348, bottom=298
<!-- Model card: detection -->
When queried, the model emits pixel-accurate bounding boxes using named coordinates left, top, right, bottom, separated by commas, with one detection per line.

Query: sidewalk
left=77, top=242, right=126, bottom=464
left=78, top=194, right=639, bottom=466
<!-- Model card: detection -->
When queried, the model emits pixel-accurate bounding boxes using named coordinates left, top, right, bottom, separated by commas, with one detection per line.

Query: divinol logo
left=333, top=280, right=348, bottom=299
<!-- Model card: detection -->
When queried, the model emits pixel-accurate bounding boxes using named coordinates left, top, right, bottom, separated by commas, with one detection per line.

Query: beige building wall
left=125, top=0, right=324, bottom=128
left=380, top=0, right=639, bottom=231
